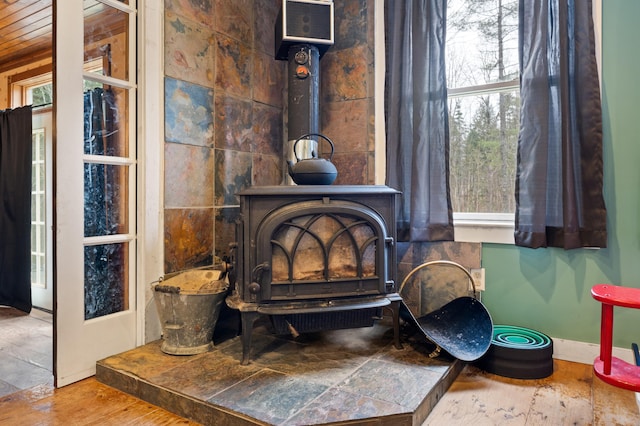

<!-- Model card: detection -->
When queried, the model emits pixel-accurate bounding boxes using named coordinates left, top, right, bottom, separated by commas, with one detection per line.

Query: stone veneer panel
left=322, top=45, right=370, bottom=103
left=321, top=99, right=369, bottom=153
left=396, top=241, right=482, bottom=313
left=320, top=0, right=375, bottom=186
left=213, top=0, right=253, bottom=45
left=164, top=12, right=215, bottom=88
left=252, top=154, right=282, bottom=186
left=165, top=0, right=215, bottom=29
left=164, top=142, right=214, bottom=208
left=252, top=102, right=282, bottom=156
left=164, top=208, right=214, bottom=272
left=214, top=33, right=252, bottom=99
left=331, top=152, right=368, bottom=186
left=164, top=77, right=214, bottom=147
left=214, top=207, right=239, bottom=258
left=397, top=241, right=482, bottom=270
left=214, top=149, right=252, bottom=206
left=334, top=0, right=370, bottom=50
left=253, top=0, right=279, bottom=55
left=253, top=50, right=285, bottom=108
left=213, top=94, right=253, bottom=152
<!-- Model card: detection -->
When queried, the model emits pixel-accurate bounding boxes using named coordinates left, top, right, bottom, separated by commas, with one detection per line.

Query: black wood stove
left=224, top=1, right=402, bottom=365
left=226, top=185, right=402, bottom=364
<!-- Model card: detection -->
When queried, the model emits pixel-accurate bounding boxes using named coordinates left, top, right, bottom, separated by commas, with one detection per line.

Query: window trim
left=448, top=79, right=519, bottom=97
left=453, top=212, right=515, bottom=244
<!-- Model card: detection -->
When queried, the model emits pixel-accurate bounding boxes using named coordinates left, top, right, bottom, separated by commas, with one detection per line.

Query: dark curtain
left=385, top=0, right=454, bottom=242
left=516, top=0, right=606, bottom=249
left=0, top=106, right=33, bottom=313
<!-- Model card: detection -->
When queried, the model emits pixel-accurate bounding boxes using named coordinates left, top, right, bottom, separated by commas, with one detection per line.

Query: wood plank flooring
left=0, top=359, right=637, bottom=425
left=0, top=380, right=197, bottom=425
left=1, top=307, right=638, bottom=424
left=424, top=360, right=639, bottom=425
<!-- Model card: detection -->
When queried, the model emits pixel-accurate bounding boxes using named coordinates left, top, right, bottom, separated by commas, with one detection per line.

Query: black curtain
left=385, top=0, right=454, bottom=242
left=0, top=106, right=33, bottom=313
left=516, top=0, right=606, bottom=249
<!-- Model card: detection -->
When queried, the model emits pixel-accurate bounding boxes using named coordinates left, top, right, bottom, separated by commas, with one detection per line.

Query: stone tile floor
left=97, top=316, right=461, bottom=425
left=0, top=306, right=53, bottom=397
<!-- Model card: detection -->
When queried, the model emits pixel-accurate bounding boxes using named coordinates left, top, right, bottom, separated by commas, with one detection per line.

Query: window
left=446, top=0, right=520, bottom=243
left=28, top=82, right=53, bottom=107
left=8, top=65, right=52, bottom=109
left=31, top=125, right=47, bottom=289
left=444, top=0, right=602, bottom=244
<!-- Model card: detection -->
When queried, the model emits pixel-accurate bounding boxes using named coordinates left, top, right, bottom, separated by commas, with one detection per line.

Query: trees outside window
left=446, top=0, right=519, bottom=214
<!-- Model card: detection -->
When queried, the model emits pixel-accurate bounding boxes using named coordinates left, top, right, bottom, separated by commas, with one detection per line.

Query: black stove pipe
left=285, top=44, right=320, bottom=183
left=288, top=44, right=320, bottom=143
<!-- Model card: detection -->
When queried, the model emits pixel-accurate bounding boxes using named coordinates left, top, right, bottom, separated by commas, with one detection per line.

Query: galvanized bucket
left=153, top=270, right=229, bottom=355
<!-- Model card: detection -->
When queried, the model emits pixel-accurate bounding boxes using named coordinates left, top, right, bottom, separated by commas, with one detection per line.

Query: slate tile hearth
left=97, top=317, right=462, bottom=425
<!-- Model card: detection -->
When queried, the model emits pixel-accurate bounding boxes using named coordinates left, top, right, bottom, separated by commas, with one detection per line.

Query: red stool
left=591, top=284, right=640, bottom=391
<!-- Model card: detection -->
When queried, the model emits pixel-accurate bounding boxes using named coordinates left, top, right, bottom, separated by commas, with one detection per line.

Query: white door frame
left=137, top=0, right=165, bottom=344
left=54, top=0, right=161, bottom=387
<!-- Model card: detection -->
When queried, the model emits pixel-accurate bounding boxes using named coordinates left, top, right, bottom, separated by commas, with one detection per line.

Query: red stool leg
left=600, top=303, right=614, bottom=375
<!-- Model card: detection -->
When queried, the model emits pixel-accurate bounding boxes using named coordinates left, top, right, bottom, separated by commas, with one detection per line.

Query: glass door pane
left=84, top=0, right=130, bottom=80
left=82, top=0, right=136, bottom=320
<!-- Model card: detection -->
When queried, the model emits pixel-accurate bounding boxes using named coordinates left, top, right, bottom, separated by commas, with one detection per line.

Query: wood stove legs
left=239, top=311, right=259, bottom=366
left=387, top=298, right=403, bottom=350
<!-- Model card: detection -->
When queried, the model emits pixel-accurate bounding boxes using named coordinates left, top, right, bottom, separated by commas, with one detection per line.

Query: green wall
left=481, top=1, right=640, bottom=348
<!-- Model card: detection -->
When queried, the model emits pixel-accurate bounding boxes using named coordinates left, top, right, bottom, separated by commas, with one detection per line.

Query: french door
left=54, top=0, right=138, bottom=387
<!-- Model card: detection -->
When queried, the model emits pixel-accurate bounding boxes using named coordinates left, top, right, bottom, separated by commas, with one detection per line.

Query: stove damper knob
left=249, top=281, right=261, bottom=294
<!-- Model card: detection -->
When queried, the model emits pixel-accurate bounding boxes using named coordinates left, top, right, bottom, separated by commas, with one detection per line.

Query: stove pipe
left=275, top=0, right=334, bottom=183
left=287, top=44, right=320, bottom=167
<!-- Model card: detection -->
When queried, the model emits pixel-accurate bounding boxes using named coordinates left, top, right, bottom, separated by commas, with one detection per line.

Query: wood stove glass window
left=271, top=213, right=376, bottom=282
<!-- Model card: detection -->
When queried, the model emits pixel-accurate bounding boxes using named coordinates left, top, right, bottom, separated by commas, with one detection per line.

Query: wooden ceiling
left=0, top=0, right=53, bottom=74
left=0, top=0, right=127, bottom=75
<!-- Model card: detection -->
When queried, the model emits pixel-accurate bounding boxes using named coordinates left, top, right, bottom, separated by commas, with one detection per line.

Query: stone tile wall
left=161, top=0, right=481, bottom=296
left=320, top=0, right=376, bottom=185
left=163, top=0, right=284, bottom=272
left=162, top=0, right=379, bottom=273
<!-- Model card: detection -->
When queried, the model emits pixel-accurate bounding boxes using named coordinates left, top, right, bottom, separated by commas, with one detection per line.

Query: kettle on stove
left=287, top=133, right=338, bottom=185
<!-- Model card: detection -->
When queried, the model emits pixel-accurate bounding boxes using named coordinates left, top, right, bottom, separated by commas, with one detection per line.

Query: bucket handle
left=154, top=284, right=181, bottom=294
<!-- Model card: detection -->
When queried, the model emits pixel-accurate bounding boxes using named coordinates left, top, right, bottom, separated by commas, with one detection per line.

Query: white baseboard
left=551, top=337, right=635, bottom=365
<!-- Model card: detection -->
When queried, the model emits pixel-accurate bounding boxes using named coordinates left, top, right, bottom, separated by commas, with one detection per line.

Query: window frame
left=450, top=0, right=602, bottom=244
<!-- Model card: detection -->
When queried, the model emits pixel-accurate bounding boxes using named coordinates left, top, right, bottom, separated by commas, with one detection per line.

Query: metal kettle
left=287, top=133, right=338, bottom=185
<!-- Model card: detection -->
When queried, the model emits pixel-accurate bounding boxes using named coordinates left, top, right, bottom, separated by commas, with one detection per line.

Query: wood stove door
left=253, top=200, right=392, bottom=303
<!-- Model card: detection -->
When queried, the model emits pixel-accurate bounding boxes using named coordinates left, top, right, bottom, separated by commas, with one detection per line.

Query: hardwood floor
left=0, top=359, right=637, bottom=425
left=1, top=307, right=638, bottom=424
left=424, top=360, right=639, bottom=425
left=0, top=379, right=197, bottom=425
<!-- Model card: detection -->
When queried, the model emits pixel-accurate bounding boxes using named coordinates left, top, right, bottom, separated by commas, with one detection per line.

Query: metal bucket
left=153, top=270, right=229, bottom=355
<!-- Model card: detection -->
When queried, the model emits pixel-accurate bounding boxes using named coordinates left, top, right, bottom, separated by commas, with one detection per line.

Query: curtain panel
left=516, top=0, right=606, bottom=249
left=0, top=105, right=33, bottom=313
left=385, top=0, right=454, bottom=242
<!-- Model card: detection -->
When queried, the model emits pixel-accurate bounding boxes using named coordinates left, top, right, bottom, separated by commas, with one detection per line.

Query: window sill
left=453, top=213, right=515, bottom=244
